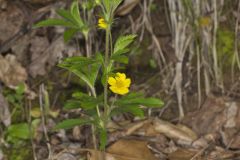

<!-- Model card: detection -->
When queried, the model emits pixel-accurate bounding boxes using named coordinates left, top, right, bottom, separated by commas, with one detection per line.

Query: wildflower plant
left=34, top=0, right=163, bottom=150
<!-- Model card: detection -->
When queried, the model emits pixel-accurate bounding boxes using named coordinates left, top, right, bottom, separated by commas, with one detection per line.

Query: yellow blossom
left=98, top=18, right=108, bottom=29
left=108, top=73, right=131, bottom=95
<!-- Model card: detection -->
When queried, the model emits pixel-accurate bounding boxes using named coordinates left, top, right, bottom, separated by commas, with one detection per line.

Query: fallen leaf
left=88, top=139, right=157, bottom=160
left=168, top=149, right=199, bottom=160
left=107, top=139, right=157, bottom=160
left=22, top=0, right=54, bottom=4
left=0, top=149, right=3, bottom=160
left=0, top=55, right=27, bottom=88
left=153, top=119, right=198, bottom=144
left=0, top=4, right=23, bottom=43
left=57, top=153, right=77, bottom=160
left=116, top=0, right=140, bottom=16
left=29, top=37, right=69, bottom=77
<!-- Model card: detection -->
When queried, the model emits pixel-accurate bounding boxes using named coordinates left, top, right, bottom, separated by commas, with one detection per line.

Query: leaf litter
left=1, top=0, right=240, bottom=160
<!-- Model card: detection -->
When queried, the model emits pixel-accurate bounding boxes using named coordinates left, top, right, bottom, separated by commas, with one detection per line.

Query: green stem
left=104, top=27, right=110, bottom=126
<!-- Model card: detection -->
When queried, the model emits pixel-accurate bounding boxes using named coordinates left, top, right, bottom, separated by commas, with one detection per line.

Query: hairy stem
left=104, top=28, right=110, bottom=127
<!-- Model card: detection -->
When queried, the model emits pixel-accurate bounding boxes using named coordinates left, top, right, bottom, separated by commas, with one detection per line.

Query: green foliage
left=111, top=105, right=145, bottom=117
left=111, top=92, right=164, bottom=117
left=99, top=128, right=107, bottom=150
left=64, top=92, right=103, bottom=110
left=217, top=28, right=235, bottom=67
left=113, top=34, right=137, bottom=55
left=34, top=0, right=164, bottom=151
left=58, top=55, right=102, bottom=90
left=55, top=118, right=93, bottom=130
left=34, top=1, right=88, bottom=42
left=6, top=123, right=30, bottom=142
left=3, top=83, right=25, bottom=122
left=6, top=145, right=32, bottom=160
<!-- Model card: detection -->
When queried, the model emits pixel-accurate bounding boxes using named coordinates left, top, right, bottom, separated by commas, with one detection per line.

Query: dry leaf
left=88, top=139, right=157, bottom=160
left=168, top=149, right=199, bottom=160
left=153, top=119, right=198, bottom=144
left=0, top=4, right=23, bottom=43
left=29, top=37, right=70, bottom=77
left=182, top=96, right=227, bottom=135
left=107, top=139, right=157, bottom=160
left=57, top=153, right=77, bottom=160
left=22, top=0, right=54, bottom=4
left=116, top=0, right=140, bottom=16
left=0, top=55, right=27, bottom=87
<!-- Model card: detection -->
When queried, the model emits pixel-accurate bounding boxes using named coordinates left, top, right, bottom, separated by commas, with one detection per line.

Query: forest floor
left=1, top=0, right=240, bottom=160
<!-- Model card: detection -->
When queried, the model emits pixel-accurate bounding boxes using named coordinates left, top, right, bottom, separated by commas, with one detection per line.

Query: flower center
left=116, top=80, right=125, bottom=88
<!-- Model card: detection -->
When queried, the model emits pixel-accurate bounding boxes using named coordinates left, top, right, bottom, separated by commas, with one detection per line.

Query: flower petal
left=116, top=72, right=126, bottom=80
left=109, top=86, right=118, bottom=93
left=108, top=77, right=116, bottom=86
left=124, top=78, right=131, bottom=88
left=117, top=88, right=129, bottom=95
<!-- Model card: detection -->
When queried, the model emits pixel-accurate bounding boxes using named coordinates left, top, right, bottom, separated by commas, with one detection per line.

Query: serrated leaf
left=113, top=34, right=137, bottom=55
left=64, top=97, right=101, bottom=110
left=56, top=9, right=78, bottom=25
left=116, top=97, right=164, bottom=107
left=113, top=48, right=130, bottom=55
left=55, top=118, right=92, bottom=130
left=111, top=55, right=129, bottom=64
left=111, top=105, right=144, bottom=117
left=65, top=92, right=103, bottom=110
left=102, top=0, right=111, bottom=12
left=112, top=0, right=123, bottom=12
left=71, top=1, right=84, bottom=27
left=33, top=19, right=76, bottom=28
left=63, top=28, right=78, bottom=43
left=115, top=92, right=164, bottom=108
left=64, top=100, right=81, bottom=110
left=118, top=92, right=144, bottom=100
left=58, top=56, right=101, bottom=89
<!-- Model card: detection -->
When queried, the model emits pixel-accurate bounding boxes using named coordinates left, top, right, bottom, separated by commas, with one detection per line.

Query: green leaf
left=63, top=28, right=78, bottom=43
left=116, top=97, right=164, bottom=108
left=113, top=34, right=137, bottom=55
left=7, top=123, right=30, bottom=140
left=99, top=128, right=107, bottom=150
left=16, top=83, right=25, bottom=95
left=113, top=48, right=130, bottom=55
left=71, top=1, right=84, bottom=27
left=115, top=92, right=164, bottom=108
left=111, top=105, right=145, bottom=117
left=111, top=55, right=129, bottom=64
left=56, top=9, right=78, bottom=25
left=55, top=118, right=92, bottom=130
left=64, top=92, right=102, bottom=110
left=87, top=62, right=101, bottom=85
left=58, top=56, right=101, bottom=89
left=118, top=92, right=144, bottom=100
left=111, top=0, right=123, bottom=12
left=34, top=19, right=76, bottom=28
left=64, top=100, right=81, bottom=110
left=64, top=92, right=103, bottom=110
left=102, top=0, right=111, bottom=13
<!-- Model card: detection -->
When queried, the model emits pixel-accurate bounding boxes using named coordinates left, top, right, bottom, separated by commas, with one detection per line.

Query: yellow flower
left=108, top=73, right=131, bottom=95
left=98, top=18, right=108, bottom=29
